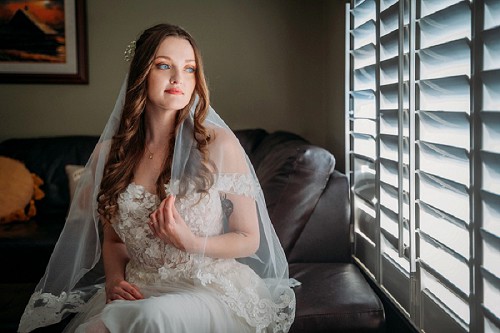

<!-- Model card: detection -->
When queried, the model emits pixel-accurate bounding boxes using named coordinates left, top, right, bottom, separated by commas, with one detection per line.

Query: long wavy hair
left=98, top=23, right=213, bottom=223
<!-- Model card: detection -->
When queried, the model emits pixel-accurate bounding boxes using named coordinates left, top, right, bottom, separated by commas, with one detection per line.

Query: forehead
left=155, top=36, right=195, bottom=61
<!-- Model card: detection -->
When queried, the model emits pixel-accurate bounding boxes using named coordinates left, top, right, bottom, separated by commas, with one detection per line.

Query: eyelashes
left=157, top=63, right=171, bottom=70
left=155, top=63, right=196, bottom=73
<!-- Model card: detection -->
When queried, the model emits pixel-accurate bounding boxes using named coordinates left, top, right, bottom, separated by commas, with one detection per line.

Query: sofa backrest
left=0, top=130, right=351, bottom=263
left=0, top=136, right=98, bottom=216
left=235, top=129, right=351, bottom=263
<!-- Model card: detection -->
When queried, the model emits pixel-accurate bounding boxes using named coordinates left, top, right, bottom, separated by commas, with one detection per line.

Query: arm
left=102, top=222, right=144, bottom=302
left=150, top=194, right=259, bottom=259
left=194, top=193, right=259, bottom=258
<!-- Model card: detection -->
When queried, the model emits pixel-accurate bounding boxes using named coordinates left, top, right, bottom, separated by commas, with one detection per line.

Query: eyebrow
left=154, top=55, right=196, bottom=63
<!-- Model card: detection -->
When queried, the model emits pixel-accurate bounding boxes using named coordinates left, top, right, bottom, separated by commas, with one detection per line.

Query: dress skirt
left=64, top=281, right=254, bottom=333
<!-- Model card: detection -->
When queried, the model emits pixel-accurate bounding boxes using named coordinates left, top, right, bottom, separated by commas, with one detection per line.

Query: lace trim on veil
left=18, top=290, right=91, bottom=332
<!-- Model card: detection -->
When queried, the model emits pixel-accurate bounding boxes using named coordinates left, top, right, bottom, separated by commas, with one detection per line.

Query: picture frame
left=0, top=0, right=88, bottom=84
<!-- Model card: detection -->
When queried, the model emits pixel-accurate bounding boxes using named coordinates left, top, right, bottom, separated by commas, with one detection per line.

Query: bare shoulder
left=209, top=127, right=242, bottom=152
left=206, top=126, right=248, bottom=172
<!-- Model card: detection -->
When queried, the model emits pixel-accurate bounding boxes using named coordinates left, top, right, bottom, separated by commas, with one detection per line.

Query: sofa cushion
left=289, top=263, right=385, bottom=333
left=65, top=164, right=85, bottom=203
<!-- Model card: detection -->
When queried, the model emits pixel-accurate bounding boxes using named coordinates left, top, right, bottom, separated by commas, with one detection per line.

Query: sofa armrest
left=288, top=170, right=351, bottom=263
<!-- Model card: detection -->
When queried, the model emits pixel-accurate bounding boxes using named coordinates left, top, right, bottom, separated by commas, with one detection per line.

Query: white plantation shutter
left=417, top=0, right=472, bottom=331
left=346, top=1, right=500, bottom=332
left=349, top=0, right=378, bottom=277
left=480, top=1, right=500, bottom=331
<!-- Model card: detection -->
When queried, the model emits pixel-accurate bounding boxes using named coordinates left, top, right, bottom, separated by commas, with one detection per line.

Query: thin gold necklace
left=145, top=145, right=154, bottom=159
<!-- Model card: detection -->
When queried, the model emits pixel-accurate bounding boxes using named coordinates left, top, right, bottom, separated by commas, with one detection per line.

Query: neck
left=144, top=108, right=178, bottom=146
left=143, top=106, right=178, bottom=161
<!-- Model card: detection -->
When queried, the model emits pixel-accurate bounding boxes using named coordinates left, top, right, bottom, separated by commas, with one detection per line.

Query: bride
left=18, top=23, right=295, bottom=333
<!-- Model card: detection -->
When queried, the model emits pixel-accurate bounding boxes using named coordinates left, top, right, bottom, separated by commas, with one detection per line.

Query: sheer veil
left=18, top=76, right=295, bottom=332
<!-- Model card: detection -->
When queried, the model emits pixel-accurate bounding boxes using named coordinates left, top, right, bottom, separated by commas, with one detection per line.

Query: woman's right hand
left=105, top=278, right=144, bottom=303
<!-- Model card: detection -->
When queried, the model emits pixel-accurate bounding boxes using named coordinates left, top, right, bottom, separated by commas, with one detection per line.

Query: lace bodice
left=112, top=179, right=226, bottom=282
left=112, top=174, right=257, bottom=281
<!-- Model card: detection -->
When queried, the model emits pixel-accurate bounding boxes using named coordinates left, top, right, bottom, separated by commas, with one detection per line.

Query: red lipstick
left=165, top=88, right=183, bottom=95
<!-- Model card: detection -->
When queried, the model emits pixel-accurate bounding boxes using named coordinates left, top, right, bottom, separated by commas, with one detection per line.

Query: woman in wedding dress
left=18, top=23, right=295, bottom=333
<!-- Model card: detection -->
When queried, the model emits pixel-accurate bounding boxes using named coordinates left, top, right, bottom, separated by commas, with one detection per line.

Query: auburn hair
left=98, top=23, right=213, bottom=223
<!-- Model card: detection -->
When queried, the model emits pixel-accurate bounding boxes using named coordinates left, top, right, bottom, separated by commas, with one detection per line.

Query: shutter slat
left=484, top=0, right=500, bottom=31
left=353, top=20, right=376, bottom=49
left=352, top=133, right=376, bottom=161
left=418, top=76, right=470, bottom=113
left=354, top=65, right=376, bottom=91
left=418, top=141, right=469, bottom=186
left=380, top=2, right=400, bottom=37
left=418, top=38, right=470, bottom=80
left=482, top=152, right=500, bottom=195
left=381, top=29, right=409, bottom=61
left=352, top=0, right=376, bottom=29
left=420, top=0, right=465, bottom=18
left=382, top=236, right=410, bottom=272
left=421, top=267, right=470, bottom=325
left=419, top=2, right=471, bottom=50
left=419, top=232, right=470, bottom=295
left=483, top=28, right=500, bottom=71
left=419, top=202, right=469, bottom=259
left=418, top=171, right=469, bottom=223
left=482, top=113, right=500, bottom=154
left=481, top=230, right=500, bottom=279
left=380, top=0, right=398, bottom=12
left=481, top=268, right=500, bottom=323
left=418, top=111, right=470, bottom=150
left=483, top=70, right=500, bottom=111
left=353, top=43, right=377, bottom=70
left=482, top=191, right=500, bottom=237
left=352, top=90, right=377, bottom=119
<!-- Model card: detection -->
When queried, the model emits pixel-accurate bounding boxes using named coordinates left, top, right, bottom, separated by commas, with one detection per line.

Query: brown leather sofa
left=0, top=129, right=385, bottom=332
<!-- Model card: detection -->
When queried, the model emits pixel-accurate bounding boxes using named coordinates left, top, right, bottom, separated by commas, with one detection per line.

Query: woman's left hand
left=149, top=195, right=199, bottom=253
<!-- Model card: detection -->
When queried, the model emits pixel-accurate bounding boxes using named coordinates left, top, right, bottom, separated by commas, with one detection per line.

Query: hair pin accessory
left=124, top=40, right=136, bottom=62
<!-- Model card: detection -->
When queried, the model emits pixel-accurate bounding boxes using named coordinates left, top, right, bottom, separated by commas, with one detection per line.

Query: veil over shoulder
left=18, top=78, right=296, bottom=333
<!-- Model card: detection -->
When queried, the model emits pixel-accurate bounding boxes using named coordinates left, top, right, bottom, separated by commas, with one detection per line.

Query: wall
left=0, top=0, right=346, bottom=171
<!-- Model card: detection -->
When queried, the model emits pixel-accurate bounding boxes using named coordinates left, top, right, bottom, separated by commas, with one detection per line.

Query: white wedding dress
left=64, top=174, right=291, bottom=333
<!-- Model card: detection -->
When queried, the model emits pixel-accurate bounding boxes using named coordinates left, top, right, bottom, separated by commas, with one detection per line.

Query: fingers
left=149, top=198, right=167, bottom=235
left=149, top=196, right=176, bottom=242
left=130, top=283, right=145, bottom=299
left=163, top=195, right=176, bottom=223
left=121, top=282, right=144, bottom=300
left=106, top=280, right=144, bottom=303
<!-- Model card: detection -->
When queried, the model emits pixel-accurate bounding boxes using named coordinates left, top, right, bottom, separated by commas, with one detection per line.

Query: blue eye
left=157, top=64, right=171, bottom=70
left=185, top=67, right=196, bottom=73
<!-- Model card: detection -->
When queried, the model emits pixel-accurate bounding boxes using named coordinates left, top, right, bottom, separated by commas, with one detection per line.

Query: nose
left=170, top=70, right=181, bottom=85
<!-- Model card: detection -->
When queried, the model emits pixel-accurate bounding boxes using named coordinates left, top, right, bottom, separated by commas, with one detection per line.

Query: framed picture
left=0, top=0, right=88, bottom=84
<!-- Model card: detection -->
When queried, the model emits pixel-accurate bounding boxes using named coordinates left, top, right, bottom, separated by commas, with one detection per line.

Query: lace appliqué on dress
left=216, top=173, right=261, bottom=198
left=195, top=260, right=295, bottom=333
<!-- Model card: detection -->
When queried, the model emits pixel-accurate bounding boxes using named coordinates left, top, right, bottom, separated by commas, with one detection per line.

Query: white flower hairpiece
left=124, top=40, right=136, bottom=62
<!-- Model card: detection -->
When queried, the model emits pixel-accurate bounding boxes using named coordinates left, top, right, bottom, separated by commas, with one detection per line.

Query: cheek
left=148, top=74, right=163, bottom=91
left=187, top=78, right=196, bottom=95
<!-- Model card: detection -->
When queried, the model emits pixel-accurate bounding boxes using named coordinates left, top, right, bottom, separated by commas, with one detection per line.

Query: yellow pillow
left=0, top=156, right=45, bottom=224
